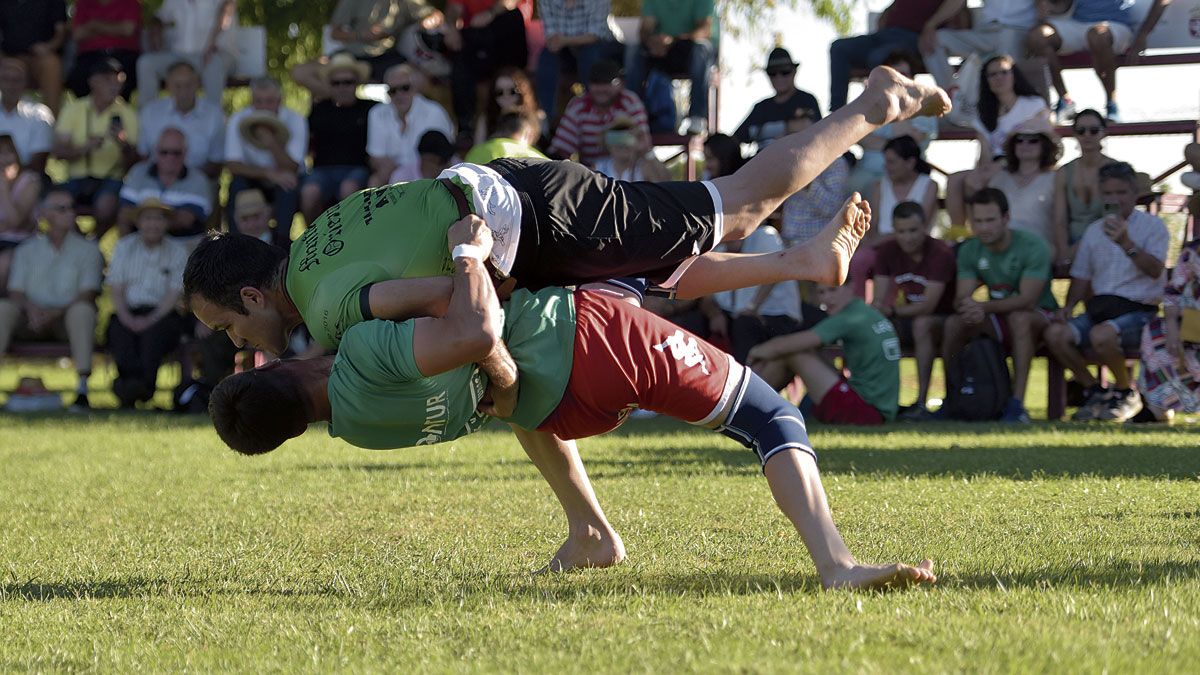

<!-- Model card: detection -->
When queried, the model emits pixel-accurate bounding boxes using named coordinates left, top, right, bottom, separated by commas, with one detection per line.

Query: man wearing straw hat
left=300, top=52, right=375, bottom=225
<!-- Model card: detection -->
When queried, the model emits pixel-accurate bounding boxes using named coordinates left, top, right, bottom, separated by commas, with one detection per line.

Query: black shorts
left=487, top=157, right=722, bottom=289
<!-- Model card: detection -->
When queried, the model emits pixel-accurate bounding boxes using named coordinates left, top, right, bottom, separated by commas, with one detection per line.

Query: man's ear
left=239, top=286, right=267, bottom=309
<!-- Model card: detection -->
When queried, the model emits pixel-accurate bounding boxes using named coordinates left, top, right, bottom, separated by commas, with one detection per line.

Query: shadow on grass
left=950, top=559, right=1200, bottom=591
left=1, top=577, right=169, bottom=601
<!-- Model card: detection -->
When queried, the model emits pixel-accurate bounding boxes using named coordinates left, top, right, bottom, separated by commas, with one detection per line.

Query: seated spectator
left=53, top=58, right=139, bottom=238
left=478, top=66, right=543, bottom=147
left=919, top=0, right=1037, bottom=94
left=972, top=54, right=1049, bottom=158
left=0, top=134, right=50, bottom=288
left=117, top=128, right=213, bottom=241
left=701, top=132, right=743, bottom=180
left=847, top=51, right=938, bottom=195
left=138, top=0, right=236, bottom=108
left=300, top=53, right=374, bottom=225
left=414, top=130, right=456, bottom=179
left=780, top=110, right=851, bottom=247
left=829, top=0, right=943, bottom=111
left=547, top=60, right=649, bottom=166
left=0, top=189, right=104, bottom=411
left=1135, top=238, right=1200, bottom=423
left=225, top=77, right=307, bottom=246
left=1053, top=109, right=1116, bottom=273
left=444, top=0, right=531, bottom=143
left=747, top=278, right=901, bottom=425
left=292, top=0, right=438, bottom=100
left=944, top=188, right=1059, bottom=423
left=366, top=64, right=454, bottom=186
left=0, top=0, right=66, bottom=115
left=1183, top=141, right=1200, bottom=191
left=593, top=117, right=670, bottom=182
left=625, top=0, right=715, bottom=136
left=1027, top=0, right=1169, bottom=122
left=66, top=0, right=141, bottom=104
left=535, top=0, right=618, bottom=121
left=852, top=135, right=937, bottom=298
left=230, top=189, right=274, bottom=244
left=950, top=119, right=1060, bottom=246
left=1044, top=161, right=1167, bottom=421
left=733, top=48, right=821, bottom=151
left=106, top=198, right=189, bottom=409
left=464, top=111, right=546, bottom=164
left=0, top=58, right=54, bottom=175
left=138, top=60, right=226, bottom=179
left=871, top=201, right=957, bottom=420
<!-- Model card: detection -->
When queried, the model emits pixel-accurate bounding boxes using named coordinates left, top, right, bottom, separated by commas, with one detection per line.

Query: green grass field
left=2, top=410, right=1198, bottom=672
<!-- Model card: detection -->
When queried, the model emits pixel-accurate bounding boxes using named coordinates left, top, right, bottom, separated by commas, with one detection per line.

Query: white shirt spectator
left=156, top=0, right=238, bottom=54
left=713, top=226, right=801, bottom=319
left=1071, top=209, right=1170, bottom=305
left=0, top=97, right=54, bottom=166
left=107, top=233, right=189, bottom=308
left=119, top=161, right=214, bottom=220
left=225, top=106, right=308, bottom=170
left=138, top=97, right=226, bottom=169
left=973, top=95, right=1048, bottom=158
left=8, top=232, right=104, bottom=308
left=366, top=96, right=454, bottom=173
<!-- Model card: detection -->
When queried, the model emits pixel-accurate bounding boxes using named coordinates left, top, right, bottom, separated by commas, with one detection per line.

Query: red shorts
left=537, top=290, right=742, bottom=440
left=814, top=378, right=884, bottom=425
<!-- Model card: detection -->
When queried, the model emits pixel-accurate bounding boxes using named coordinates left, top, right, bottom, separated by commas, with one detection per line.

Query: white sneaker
left=679, top=116, right=706, bottom=136
left=1182, top=171, right=1200, bottom=191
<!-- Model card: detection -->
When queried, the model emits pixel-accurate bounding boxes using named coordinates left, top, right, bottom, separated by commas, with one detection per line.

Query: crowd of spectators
left=0, top=0, right=1195, bottom=426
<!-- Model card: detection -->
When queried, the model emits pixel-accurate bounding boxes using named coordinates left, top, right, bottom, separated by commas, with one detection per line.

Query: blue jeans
left=535, top=41, right=613, bottom=120
left=1068, top=310, right=1157, bottom=351
left=227, top=174, right=300, bottom=247
left=828, top=27, right=920, bottom=111
left=625, top=39, right=712, bottom=119
left=302, top=166, right=369, bottom=205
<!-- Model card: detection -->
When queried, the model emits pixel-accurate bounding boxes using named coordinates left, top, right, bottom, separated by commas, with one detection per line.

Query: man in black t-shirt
left=732, top=48, right=822, bottom=152
left=299, top=53, right=376, bottom=225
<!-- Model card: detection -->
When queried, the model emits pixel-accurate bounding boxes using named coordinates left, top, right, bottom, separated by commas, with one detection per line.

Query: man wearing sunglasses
left=300, top=53, right=375, bottom=226
left=366, top=64, right=454, bottom=187
left=116, top=127, right=212, bottom=240
left=733, top=48, right=821, bottom=151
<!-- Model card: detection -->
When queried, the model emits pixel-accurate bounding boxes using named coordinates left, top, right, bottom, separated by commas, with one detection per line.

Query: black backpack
left=943, top=336, right=1011, bottom=421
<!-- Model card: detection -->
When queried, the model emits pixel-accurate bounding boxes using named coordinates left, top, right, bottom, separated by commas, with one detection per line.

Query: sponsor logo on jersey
left=416, top=391, right=449, bottom=445
left=653, top=330, right=710, bottom=375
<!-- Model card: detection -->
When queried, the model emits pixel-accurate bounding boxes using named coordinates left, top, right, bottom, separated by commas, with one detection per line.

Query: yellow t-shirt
left=55, top=97, right=138, bottom=180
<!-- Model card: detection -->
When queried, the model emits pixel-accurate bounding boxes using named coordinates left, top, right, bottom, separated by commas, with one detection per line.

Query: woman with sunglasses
left=961, top=120, right=1061, bottom=250
left=1052, top=109, right=1116, bottom=273
left=480, top=67, right=543, bottom=148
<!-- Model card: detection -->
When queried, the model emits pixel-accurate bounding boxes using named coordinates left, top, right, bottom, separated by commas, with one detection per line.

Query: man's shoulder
left=1011, top=228, right=1050, bottom=254
left=13, top=99, right=53, bottom=124
left=123, top=160, right=154, bottom=182
left=616, top=90, right=647, bottom=113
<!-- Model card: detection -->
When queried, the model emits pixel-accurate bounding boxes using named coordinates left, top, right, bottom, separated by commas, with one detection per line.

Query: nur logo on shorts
left=654, top=330, right=710, bottom=375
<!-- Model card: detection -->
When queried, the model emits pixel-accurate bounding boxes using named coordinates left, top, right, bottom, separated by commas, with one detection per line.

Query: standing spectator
left=106, top=198, right=189, bottom=409
left=139, top=0, right=237, bottom=108
left=225, top=77, right=307, bottom=245
left=733, top=48, right=821, bottom=151
left=944, top=188, right=1058, bottom=423
left=66, top=0, right=142, bottom=104
left=547, top=60, right=649, bottom=166
left=919, top=0, right=1037, bottom=92
left=53, top=58, right=139, bottom=238
left=366, top=64, right=454, bottom=186
left=592, top=117, right=670, bottom=182
left=138, top=60, right=226, bottom=179
left=1052, top=109, right=1116, bottom=273
left=0, top=189, right=103, bottom=411
left=479, top=66, right=543, bottom=147
left=117, top=128, right=213, bottom=240
left=829, top=0, right=944, bottom=111
left=464, top=111, right=546, bottom=164
left=0, top=0, right=66, bottom=115
left=300, top=53, right=374, bottom=225
left=625, top=0, right=715, bottom=136
left=443, top=0, right=531, bottom=143
left=780, top=110, right=851, bottom=248
left=872, top=201, right=957, bottom=420
left=1044, top=161, right=1167, bottom=421
left=534, top=0, right=617, bottom=120
left=747, top=279, right=902, bottom=425
left=1136, top=239, right=1200, bottom=423
left=847, top=51, right=939, bottom=195
left=0, top=58, right=54, bottom=174
left=0, top=135, right=43, bottom=294
left=1026, top=0, right=1169, bottom=122
left=291, top=0, right=440, bottom=100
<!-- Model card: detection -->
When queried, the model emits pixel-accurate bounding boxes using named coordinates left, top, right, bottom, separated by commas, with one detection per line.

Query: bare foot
left=790, top=193, right=872, bottom=286
left=535, top=525, right=626, bottom=574
left=822, top=559, right=937, bottom=591
left=861, top=66, right=952, bottom=126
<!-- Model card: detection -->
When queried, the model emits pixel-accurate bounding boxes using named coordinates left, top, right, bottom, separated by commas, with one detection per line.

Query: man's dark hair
left=209, top=368, right=309, bottom=455
left=892, top=200, right=926, bottom=224
left=183, top=232, right=287, bottom=313
left=967, top=187, right=1010, bottom=216
left=493, top=111, right=537, bottom=140
left=1098, top=161, right=1137, bottom=188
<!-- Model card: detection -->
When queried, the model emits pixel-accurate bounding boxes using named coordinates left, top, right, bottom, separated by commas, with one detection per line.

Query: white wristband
left=452, top=244, right=486, bottom=262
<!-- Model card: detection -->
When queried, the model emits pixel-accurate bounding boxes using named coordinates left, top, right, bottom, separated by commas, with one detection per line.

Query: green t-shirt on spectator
left=956, top=229, right=1058, bottom=311
left=811, top=298, right=901, bottom=420
left=464, top=138, right=547, bottom=165
left=642, top=0, right=715, bottom=39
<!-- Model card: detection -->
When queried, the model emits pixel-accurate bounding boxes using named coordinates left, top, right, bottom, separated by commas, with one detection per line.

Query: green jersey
left=956, top=229, right=1058, bottom=310
left=811, top=299, right=901, bottom=420
left=326, top=288, right=576, bottom=449
left=286, top=181, right=463, bottom=348
left=463, top=137, right=547, bottom=165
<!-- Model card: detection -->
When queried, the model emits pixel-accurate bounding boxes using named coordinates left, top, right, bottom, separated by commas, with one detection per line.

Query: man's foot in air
left=793, top=193, right=872, bottom=286
left=861, top=66, right=952, bottom=126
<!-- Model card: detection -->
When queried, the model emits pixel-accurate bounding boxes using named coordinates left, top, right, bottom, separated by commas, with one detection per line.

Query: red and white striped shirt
left=548, top=90, right=650, bottom=167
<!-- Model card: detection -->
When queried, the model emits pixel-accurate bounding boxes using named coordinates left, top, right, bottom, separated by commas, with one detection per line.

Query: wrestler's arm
left=367, top=277, right=454, bottom=322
